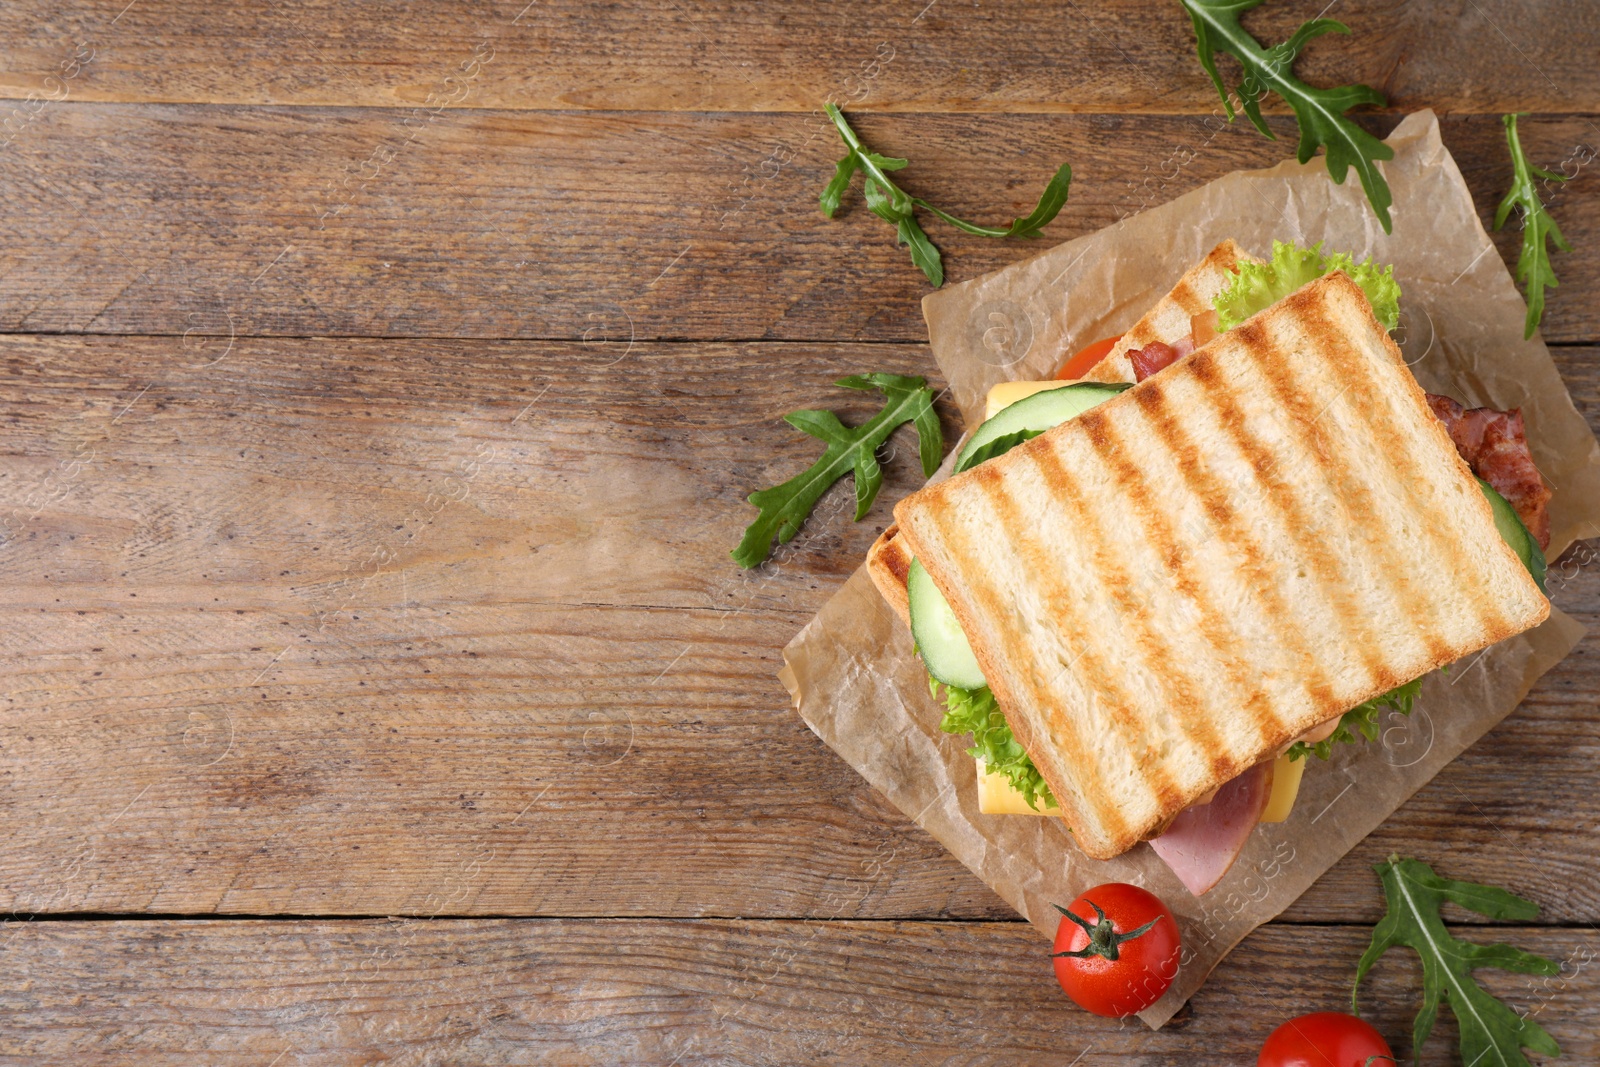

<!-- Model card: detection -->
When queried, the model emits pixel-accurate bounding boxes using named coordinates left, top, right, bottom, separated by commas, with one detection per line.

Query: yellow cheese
left=983, top=379, right=1073, bottom=421
left=975, top=759, right=1059, bottom=816
left=1260, top=754, right=1305, bottom=823
left=979, top=753, right=1301, bottom=822
left=980, top=752, right=1301, bottom=821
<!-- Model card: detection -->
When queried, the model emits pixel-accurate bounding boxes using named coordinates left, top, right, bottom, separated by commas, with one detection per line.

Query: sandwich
left=869, top=241, right=1552, bottom=895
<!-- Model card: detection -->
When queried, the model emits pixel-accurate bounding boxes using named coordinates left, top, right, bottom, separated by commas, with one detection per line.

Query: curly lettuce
left=1214, top=240, right=1400, bottom=333
left=931, top=678, right=1056, bottom=811
left=1288, top=675, right=1424, bottom=762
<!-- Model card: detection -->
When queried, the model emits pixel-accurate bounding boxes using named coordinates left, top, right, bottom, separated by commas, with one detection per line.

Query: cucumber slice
left=955, top=382, right=1131, bottom=473
left=907, top=559, right=986, bottom=689
left=1478, top=479, right=1547, bottom=593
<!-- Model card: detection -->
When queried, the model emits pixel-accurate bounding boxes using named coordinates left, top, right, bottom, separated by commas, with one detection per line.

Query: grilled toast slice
left=892, top=272, right=1549, bottom=860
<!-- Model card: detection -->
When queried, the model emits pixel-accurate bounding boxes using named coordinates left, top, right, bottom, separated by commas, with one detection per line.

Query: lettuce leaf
left=931, top=678, right=1057, bottom=811
left=1287, top=675, right=1424, bottom=762
left=1214, top=240, right=1401, bottom=333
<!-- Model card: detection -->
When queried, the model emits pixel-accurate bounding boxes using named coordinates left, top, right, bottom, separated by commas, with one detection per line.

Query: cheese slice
left=1260, top=754, right=1305, bottom=823
left=979, top=753, right=1304, bottom=822
left=976, top=759, right=1060, bottom=815
left=983, top=379, right=1074, bottom=421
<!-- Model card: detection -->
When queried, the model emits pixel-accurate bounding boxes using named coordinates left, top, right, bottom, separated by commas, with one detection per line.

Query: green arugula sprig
left=732, top=374, right=941, bottom=569
left=1495, top=113, right=1571, bottom=339
left=932, top=679, right=1056, bottom=811
left=1356, top=856, right=1561, bottom=1066
left=1179, top=0, right=1395, bottom=232
left=1287, top=675, right=1423, bottom=762
left=820, top=103, right=1073, bottom=286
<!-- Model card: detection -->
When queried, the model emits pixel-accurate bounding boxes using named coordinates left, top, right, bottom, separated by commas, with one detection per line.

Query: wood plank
left=0, top=337, right=949, bottom=612
left=0, top=334, right=1597, bottom=919
left=0, top=595, right=1596, bottom=923
left=0, top=919, right=1593, bottom=1063
left=0, top=337, right=997, bottom=919
left=0, top=108, right=1596, bottom=343
left=1, top=1, right=1596, bottom=113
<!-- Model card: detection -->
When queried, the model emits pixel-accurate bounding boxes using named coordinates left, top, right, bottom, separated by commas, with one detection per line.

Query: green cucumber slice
left=955, top=382, right=1131, bottom=473
left=907, top=559, right=986, bottom=689
left=1478, top=478, right=1547, bottom=593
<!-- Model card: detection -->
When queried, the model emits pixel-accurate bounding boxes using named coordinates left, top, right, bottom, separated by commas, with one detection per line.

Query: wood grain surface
left=0, top=108, right=1596, bottom=342
left=0, top=1, right=1595, bottom=113
left=0, top=0, right=1596, bottom=1060
left=0, top=920, right=1594, bottom=1065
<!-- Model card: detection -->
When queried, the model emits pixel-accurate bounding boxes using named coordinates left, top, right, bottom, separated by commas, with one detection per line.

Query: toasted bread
left=866, top=525, right=914, bottom=630
left=1081, top=239, right=1259, bottom=384
left=892, top=273, right=1549, bottom=860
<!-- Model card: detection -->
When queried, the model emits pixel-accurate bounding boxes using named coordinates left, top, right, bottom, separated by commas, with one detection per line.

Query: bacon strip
left=1128, top=340, right=1183, bottom=382
left=1426, top=394, right=1551, bottom=549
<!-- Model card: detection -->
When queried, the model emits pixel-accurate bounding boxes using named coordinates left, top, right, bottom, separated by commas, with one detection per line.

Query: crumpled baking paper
left=779, top=111, right=1600, bottom=1028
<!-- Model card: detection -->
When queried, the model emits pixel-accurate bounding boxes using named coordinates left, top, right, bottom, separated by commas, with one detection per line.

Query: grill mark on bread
left=969, top=457, right=1138, bottom=845
left=1171, top=276, right=1201, bottom=316
left=1124, top=383, right=1288, bottom=764
left=1067, top=408, right=1239, bottom=789
left=879, top=528, right=911, bottom=585
left=1282, top=285, right=1465, bottom=668
left=1297, top=286, right=1520, bottom=653
left=1142, top=358, right=1341, bottom=752
left=1181, top=351, right=1343, bottom=722
left=1222, top=314, right=1420, bottom=703
left=1021, top=438, right=1189, bottom=826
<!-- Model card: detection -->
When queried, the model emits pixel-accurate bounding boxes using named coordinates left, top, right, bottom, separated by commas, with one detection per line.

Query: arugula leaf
left=1179, top=0, right=1395, bottom=233
left=932, top=678, right=1056, bottom=811
left=1355, top=856, right=1561, bottom=1065
left=821, top=104, right=1072, bottom=286
left=732, top=374, right=941, bottom=569
left=1495, top=113, right=1571, bottom=339
left=1214, top=239, right=1401, bottom=333
left=1287, top=675, right=1423, bottom=762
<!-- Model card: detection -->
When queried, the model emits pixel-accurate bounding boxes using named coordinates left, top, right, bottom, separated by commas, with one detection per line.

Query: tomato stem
left=1049, top=901, right=1159, bottom=962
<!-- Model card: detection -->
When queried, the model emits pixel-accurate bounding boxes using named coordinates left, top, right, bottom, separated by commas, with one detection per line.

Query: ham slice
left=1149, top=761, right=1274, bottom=896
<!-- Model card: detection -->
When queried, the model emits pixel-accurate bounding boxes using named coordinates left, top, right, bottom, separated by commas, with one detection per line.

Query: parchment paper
left=778, top=111, right=1600, bottom=1028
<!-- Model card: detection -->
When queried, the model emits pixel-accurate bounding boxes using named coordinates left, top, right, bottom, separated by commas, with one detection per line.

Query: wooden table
left=0, top=2, right=1595, bottom=1062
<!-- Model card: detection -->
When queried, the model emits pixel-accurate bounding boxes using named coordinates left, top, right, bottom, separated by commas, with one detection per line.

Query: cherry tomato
left=1055, top=335, right=1121, bottom=380
left=1258, top=1012, right=1396, bottom=1067
left=1050, top=882, right=1180, bottom=1016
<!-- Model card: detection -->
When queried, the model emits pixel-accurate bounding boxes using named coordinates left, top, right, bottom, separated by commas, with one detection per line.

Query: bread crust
left=865, top=525, right=913, bottom=630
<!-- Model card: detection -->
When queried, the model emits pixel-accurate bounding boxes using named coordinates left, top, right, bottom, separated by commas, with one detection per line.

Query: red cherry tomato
left=1258, top=1012, right=1396, bottom=1067
left=1050, top=882, right=1180, bottom=1016
left=1055, top=335, right=1121, bottom=380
